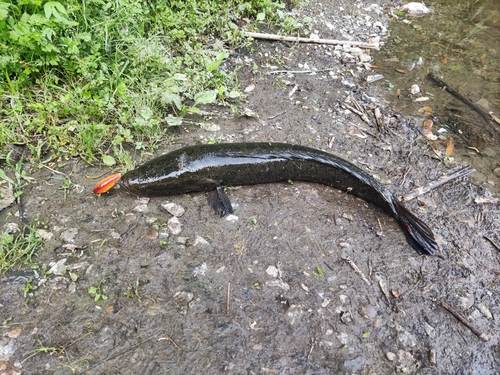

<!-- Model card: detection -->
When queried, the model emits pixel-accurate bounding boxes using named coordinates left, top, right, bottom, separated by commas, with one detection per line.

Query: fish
left=94, top=142, right=438, bottom=255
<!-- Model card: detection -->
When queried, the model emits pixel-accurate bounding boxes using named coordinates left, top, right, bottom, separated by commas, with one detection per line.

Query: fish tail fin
left=394, top=200, right=438, bottom=255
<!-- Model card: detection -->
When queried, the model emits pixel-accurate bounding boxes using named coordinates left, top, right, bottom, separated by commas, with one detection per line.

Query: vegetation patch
left=0, top=0, right=301, bottom=165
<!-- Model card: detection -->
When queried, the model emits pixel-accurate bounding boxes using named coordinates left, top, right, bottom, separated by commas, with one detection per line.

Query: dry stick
left=245, top=31, right=380, bottom=49
left=341, top=256, right=371, bottom=286
left=402, top=166, right=475, bottom=202
left=226, top=282, right=231, bottom=315
left=441, top=302, right=490, bottom=342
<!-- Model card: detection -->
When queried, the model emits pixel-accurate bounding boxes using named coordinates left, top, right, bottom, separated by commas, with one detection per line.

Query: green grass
left=0, top=0, right=303, bottom=166
left=0, top=221, right=43, bottom=273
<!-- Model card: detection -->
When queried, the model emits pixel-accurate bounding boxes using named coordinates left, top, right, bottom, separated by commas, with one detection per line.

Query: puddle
left=373, top=0, right=500, bottom=192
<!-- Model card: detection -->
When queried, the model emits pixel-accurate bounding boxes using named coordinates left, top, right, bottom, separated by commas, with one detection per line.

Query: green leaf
left=256, top=12, right=265, bottom=21
left=194, top=90, right=217, bottom=105
left=362, top=331, right=370, bottom=338
left=166, top=115, right=183, bottom=126
left=102, top=155, right=116, bottom=166
left=88, top=286, right=97, bottom=295
left=0, top=2, right=10, bottom=20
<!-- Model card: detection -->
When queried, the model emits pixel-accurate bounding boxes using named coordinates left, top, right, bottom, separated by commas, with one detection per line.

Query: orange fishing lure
left=93, top=173, right=122, bottom=194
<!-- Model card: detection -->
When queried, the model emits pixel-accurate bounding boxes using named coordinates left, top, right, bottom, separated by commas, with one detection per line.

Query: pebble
left=493, top=167, right=500, bottom=177
left=60, top=228, right=78, bottom=243
left=266, top=265, right=279, bottom=277
left=193, top=235, right=209, bottom=246
left=422, top=321, right=436, bottom=338
left=162, top=202, right=185, bottom=217
left=48, top=258, right=67, bottom=275
left=476, top=302, right=493, bottom=320
left=410, top=84, right=420, bottom=94
left=386, top=351, right=396, bottom=361
left=173, top=291, right=194, bottom=305
left=265, top=279, right=290, bottom=291
left=192, top=262, right=207, bottom=277
left=4, top=222, right=19, bottom=234
left=395, top=323, right=417, bottom=347
left=145, top=229, right=158, bottom=239
left=176, top=236, right=188, bottom=245
left=133, top=204, right=149, bottom=212
left=429, top=349, right=437, bottom=364
left=0, top=337, right=16, bottom=362
left=167, top=216, right=182, bottom=235
left=36, top=228, right=53, bottom=240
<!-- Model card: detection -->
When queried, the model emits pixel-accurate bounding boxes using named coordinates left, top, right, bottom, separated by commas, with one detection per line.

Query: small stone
left=168, top=216, right=182, bottom=235
left=8, top=328, right=22, bottom=339
left=336, top=332, right=349, bottom=345
left=162, top=202, right=185, bottom=217
left=266, top=266, right=279, bottom=277
left=192, top=262, right=207, bottom=277
left=173, top=291, right=194, bottom=305
left=36, top=228, right=53, bottom=240
left=60, top=228, right=78, bottom=242
left=493, top=167, right=500, bottom=177
left=4, top=222, right=20, bottom=234
left=429, top=349, right=437, bottom=364
left=0, top=337, right=16, bottom=362
left=193, top=235, right=209, bottom=246
left=423, top=321, right=436, bottom=338
left=265, top=279, right=290, bottom=291
left=410, top=84, right=420, bottom=94
left=133, top=204, right=148, bottom=212
left=176, top=236, right=188, bottom=245
left=386, top=352, right=396, bottom=361
left=48, top=258, right=67, bottom=275
left=145, top=229, right=158, bottom=239
left=476, top=302, right=493, bottom=320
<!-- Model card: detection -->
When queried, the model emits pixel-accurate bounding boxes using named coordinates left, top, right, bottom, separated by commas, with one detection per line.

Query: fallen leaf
left=417, top=106, right=434, bottom=116
left=439, top=52, right=448, bottom=65
left=445, top=137, right=455, bottom=157
left=414, top=97, right=430, bottom=102
left=395, top=69, right=406, bottom=74
left=415, top=34, right=428, bottom=40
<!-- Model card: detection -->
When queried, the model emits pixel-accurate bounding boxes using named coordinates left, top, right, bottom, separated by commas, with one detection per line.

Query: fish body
left=120, top=142, right=437, bottom=255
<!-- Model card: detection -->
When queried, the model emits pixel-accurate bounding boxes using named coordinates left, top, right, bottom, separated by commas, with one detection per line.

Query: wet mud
left=1, top=1, right=500, bottom=374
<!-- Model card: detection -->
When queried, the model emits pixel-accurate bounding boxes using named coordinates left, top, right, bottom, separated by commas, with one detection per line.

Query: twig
left=341, top=256, right=371, bottom=286
left=226, top=282, right=231, bottom=315
left=245, top=31, right=380, bottom=49
left=342, top=102, right=370, bottom=124
left=483, top=236, right=500, bottom=252
left=428, top=72, right=500, bottom=134
left=402, top=166, right=475, bottom=201
left=267, top=68, right=337, bottom=75
left=158, top=335, right=180, bottom=349
left=441, top=302, right=490, bottom=341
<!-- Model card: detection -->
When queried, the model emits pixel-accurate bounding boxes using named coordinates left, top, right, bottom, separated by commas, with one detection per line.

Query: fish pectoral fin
left=207, top=186, right=234, bottom=217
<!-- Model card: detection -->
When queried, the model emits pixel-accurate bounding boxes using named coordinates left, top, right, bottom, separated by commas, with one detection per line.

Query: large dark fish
left=97, top=143, right=438, bottom=255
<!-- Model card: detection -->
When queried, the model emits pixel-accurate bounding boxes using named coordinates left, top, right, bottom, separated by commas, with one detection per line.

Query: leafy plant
left=88, top=278, right=108, bottom=302
left=0, top=0, right=302, bottom=164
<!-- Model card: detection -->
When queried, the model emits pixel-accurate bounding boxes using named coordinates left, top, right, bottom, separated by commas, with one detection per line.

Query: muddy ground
left=2, top=0, right=500, bottom=374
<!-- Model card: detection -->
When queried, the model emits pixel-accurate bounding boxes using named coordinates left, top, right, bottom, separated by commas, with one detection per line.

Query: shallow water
left=374, top=0, right=500, bottom=191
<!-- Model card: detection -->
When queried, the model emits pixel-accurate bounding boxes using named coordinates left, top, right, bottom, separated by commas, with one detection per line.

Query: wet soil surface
left=2, top=1, right=500, bottom=374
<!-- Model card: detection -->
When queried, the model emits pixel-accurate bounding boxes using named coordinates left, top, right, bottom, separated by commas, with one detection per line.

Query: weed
left=0, top=151, right=34, bottom=198
left=87, top=278, right=108, bottom=302
left=0, top=222, right=43, bottom=273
